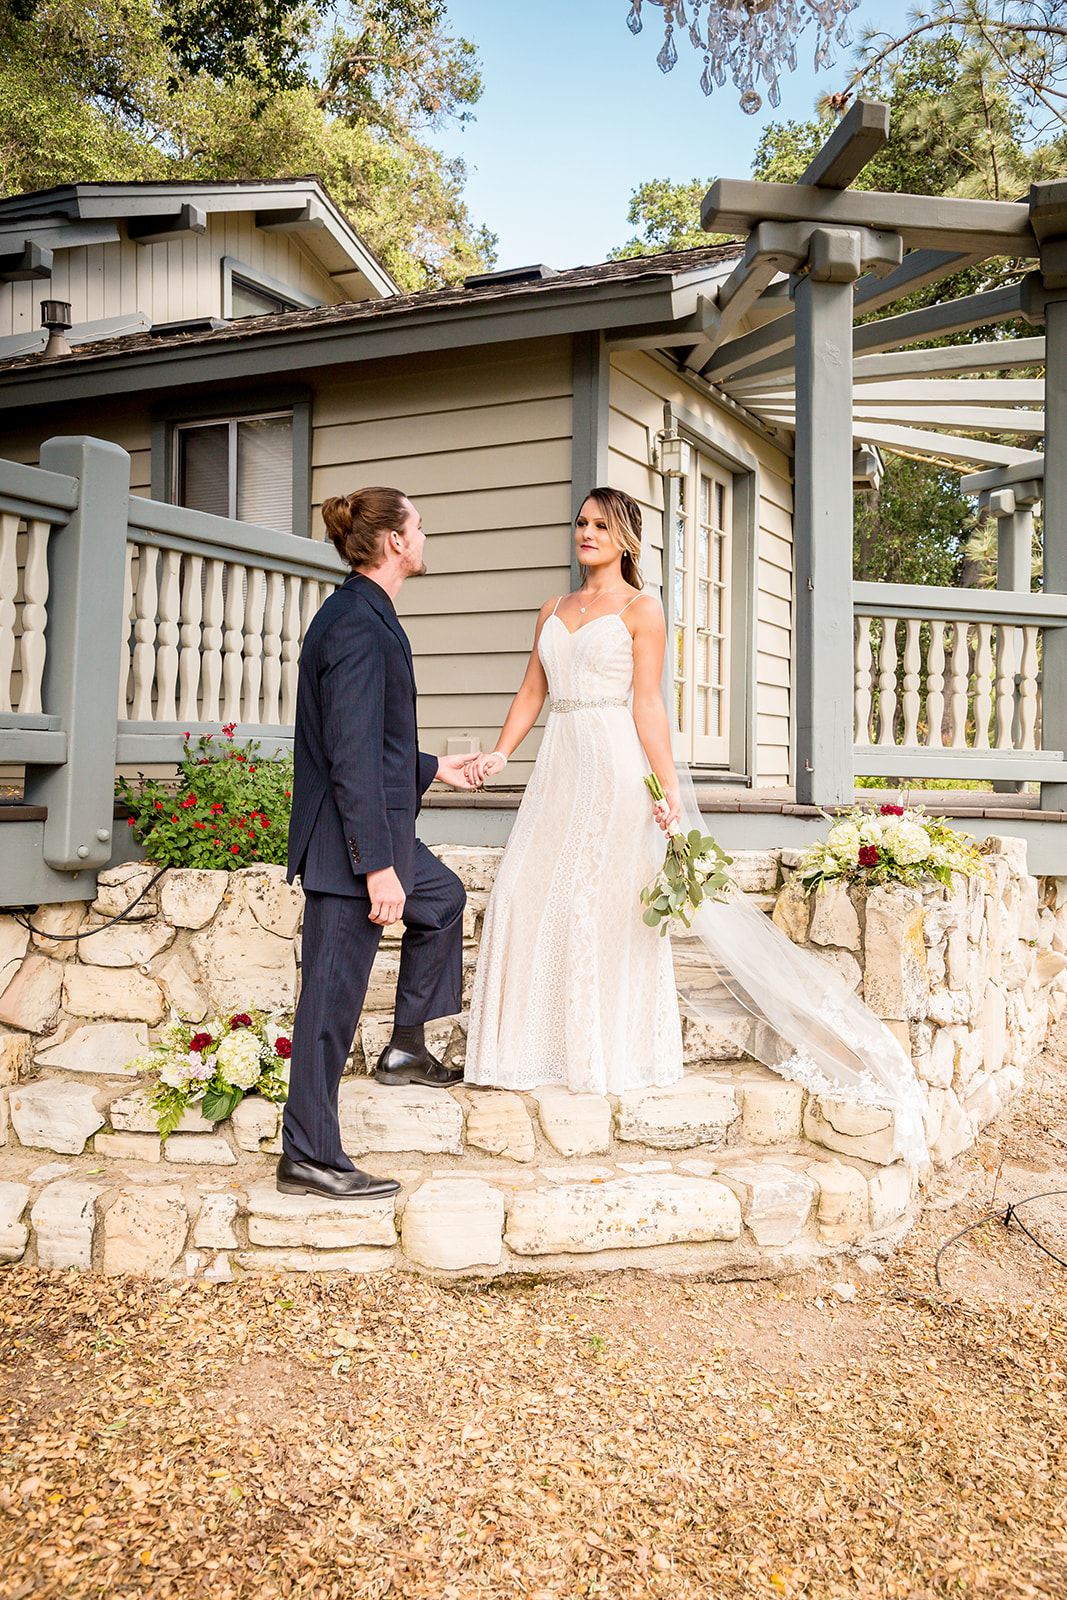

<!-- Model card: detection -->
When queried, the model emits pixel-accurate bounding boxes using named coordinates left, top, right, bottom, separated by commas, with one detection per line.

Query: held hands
left=462, top=750, right=508, bottom=788
left=366, top=866, right=405, bottom=926
left=651, top=789, right=681, bottom=835
left=435, top=753, right=480, bottom=790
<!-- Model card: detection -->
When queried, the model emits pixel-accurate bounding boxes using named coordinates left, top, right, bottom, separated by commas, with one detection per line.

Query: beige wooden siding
left=608, top=350, right=794, bottom=787
left=1, top=214, right=346, bottom=338
left=311, top=337, right=574, bottom=783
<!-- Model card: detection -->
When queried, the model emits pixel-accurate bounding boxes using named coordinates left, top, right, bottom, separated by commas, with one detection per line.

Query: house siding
left=310, top=337, right=575, bottom=784
left=607, top=350, right=794, bottom=787
left=2, top=213, right=345, bottom=339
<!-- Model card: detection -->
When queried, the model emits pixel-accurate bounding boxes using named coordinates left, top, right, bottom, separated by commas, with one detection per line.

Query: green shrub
left=117, top=724, right=292, bottom=869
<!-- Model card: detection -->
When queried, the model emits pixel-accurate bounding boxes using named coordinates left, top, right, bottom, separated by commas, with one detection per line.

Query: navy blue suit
left=283, top=572, right=464, bottom=1170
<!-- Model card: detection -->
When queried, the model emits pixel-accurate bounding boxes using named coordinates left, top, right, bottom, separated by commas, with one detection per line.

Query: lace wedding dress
left=464, top=605, right=683, bottom=1095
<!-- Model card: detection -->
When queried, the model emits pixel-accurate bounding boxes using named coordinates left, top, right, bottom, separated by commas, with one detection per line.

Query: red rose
left=880, top=804, right=905, bottom=817
left=274, top=1037, right=292, bottom=1059
left=190, top=1032, right=213, bottom=1053
left=858, top=845, right=880, bottom=867
left=230, top=1013, right=253, bottom=1029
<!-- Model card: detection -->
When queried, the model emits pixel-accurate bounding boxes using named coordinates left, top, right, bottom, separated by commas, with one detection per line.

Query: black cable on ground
left=934, top=1188, right=1067, bottom=1287
left=10, top=865, right=170, bottom=941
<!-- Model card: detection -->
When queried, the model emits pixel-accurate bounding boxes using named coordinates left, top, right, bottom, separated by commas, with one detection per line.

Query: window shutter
left=237, top=416, right=293, bottom=533
left=178, top=423, right=229, bottom=518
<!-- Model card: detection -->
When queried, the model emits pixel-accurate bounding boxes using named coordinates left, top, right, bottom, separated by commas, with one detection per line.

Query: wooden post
left=792, top=230, right=862, bottom=805
left=24, top=437, right=131, bottom=871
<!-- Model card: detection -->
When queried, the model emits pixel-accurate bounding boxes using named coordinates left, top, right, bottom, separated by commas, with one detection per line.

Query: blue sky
left=434, top=0, right=911, bottom=270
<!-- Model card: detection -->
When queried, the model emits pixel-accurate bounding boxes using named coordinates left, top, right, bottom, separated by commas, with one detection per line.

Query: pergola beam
left=701, top=179, right=1037, bottom=257
left=799, top=99, right=891, bottom=189
left=737, top=378, right=1045, bottom=406
left=841, top=421, right=1036, bottom=467
left=852, top=247, right=986, bottom=314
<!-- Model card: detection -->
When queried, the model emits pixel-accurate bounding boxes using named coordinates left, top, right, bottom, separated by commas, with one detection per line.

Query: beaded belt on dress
left=550, top=696, right=629, bottom=713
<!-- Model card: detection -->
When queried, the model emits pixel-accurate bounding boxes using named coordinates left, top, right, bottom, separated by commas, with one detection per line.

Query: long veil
left=670, top=759, right=930, bottom=1168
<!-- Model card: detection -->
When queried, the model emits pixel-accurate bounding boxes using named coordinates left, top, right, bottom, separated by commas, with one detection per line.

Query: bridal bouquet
left=640, top=773, right=733, bottom=935
left=124, top=1008, right=293, bottom=1138
left=800, top=802, right=987, bottom=893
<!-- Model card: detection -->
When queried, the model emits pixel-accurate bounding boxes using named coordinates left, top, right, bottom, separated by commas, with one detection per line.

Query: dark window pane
left=230, top=277, right=292, bottom=318
left=178, top=424, right=229, bottom=518
left=237, top=416, right=293, bottom=533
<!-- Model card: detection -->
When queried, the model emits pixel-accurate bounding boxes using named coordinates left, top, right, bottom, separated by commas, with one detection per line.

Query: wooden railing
left=853, top=582, right=1067, bottom=781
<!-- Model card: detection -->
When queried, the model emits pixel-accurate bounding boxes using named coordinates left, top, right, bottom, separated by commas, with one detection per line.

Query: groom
left=278, top=488, right=474, bottom=1200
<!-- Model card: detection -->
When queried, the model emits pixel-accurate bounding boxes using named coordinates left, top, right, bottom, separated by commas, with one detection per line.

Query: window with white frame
left=174, top=412, right=294, bottom=534
left=673, top=452, right=731, bottom=764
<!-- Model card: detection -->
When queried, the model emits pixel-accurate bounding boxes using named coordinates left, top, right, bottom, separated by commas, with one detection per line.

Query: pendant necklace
left=578, top=585, right=623, bottom=615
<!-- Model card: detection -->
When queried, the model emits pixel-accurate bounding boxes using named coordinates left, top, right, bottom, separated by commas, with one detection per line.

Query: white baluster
left=221, top=562, right=245, bottom=725
left=994, top=624, right=1016, bottom=750
left=177, top=555, right=203, bottom=724
left=300, top=579, right=320, bottom=650
left=0, top=513, right=18, bottom=714
left=875, top=617, right=898, bottom=745
left=901, top=617, right=921, bottom=746
left=242, top=567, right=266, bottom=724
left=117, top=543, right=134, bottom=719
left=973, top=622, right=993, bottom=749
left=924, top=619, right=945, bottom=748
left=155, top=548, right=181, bottom=723
left=854, top=615, right=872, bottom=745
left=18, top=518, right=52, bottom=715
left=261, top=570, right=283, bottom=725
left=130, top=543, right=159, bottom=722
left=280, top=577, right=301, bottom=725
left=948, top=622, right=970, bottom=748
left=1019, top=626, right=1040, bottom=750
left=201, top=559, right=224, bottom=723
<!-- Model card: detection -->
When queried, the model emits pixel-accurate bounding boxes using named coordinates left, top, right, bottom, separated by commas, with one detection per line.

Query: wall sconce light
left=40, top=299, right=72, bottom=358
left=653, top=429, right=691, bottom=479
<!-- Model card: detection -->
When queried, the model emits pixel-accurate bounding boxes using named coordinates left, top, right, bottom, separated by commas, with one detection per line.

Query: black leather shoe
left=276, top=1153, right=400, bottom=1199
left=374, top=1044, right=463, bottom=1087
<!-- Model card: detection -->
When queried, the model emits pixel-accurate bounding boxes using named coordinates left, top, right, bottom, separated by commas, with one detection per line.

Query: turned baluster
left=117, top=544, right=134, bottom=719
left=261, top=570, right=283, bottom=725
left=0, top=513, right=18, bottom=714
left=19, top=518, right=52, bottom=715
left=973, top=622, right=994, bottom=749
left=177, top=555, right=204, bottom=725
left=994, top=624, right=1016, bottom=750
left=1019, top=626, right=1040, bottom=750
left=200, top=560, right=224, bottom=723
left=221, top=563, right=245, bottom=725
left=901, top=617, right=922, bottom=745
left=947, top=622, right=970, bottom=747
left=241, top=566, right=266, bottom=724
left=280, top=576, right=301, bottom=725
left=853, top=615, right=873, bottom=745
left=924, top=619, right=945, bottom=748
left=155, top=548, right=181, bottom=722
left=130, top=544, right=159, bottom=722
left=875, top=617, right=899, bottom=745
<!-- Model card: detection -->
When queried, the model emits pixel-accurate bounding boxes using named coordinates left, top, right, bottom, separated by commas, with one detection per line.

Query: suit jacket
left=287, top=572, right=438, bottom=896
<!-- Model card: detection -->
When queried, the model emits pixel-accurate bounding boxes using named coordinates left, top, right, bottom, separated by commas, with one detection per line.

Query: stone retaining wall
left=0, top=838, right=1063, bottom=1280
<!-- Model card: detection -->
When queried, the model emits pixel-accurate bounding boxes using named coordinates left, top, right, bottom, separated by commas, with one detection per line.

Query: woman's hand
left=652, top=788, right=681, bottom=835
left=463, top=750, right=508, bottom=788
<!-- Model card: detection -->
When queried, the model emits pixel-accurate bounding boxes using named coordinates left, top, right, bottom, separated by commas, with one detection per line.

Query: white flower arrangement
left=800, top=802, right=987, bottom=893
left=125, top=1007, right=293, bottom=1139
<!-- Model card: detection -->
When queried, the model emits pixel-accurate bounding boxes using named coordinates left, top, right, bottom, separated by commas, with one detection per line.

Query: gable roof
left=0, top=242, right=744, bottom=407
left=0, top=178, right=398, bottom=302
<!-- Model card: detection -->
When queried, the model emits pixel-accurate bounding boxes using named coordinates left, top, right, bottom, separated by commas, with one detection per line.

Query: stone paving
left=0, top=838, right=1064, bottom=1281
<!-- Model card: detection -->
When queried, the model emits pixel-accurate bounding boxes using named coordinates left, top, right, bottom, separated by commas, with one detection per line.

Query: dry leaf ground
left=4, top=1032, right=1067, bottom=1600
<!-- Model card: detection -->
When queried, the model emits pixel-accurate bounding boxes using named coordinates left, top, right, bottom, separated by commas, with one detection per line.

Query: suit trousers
left=282, top=841, right=465, bottom=1170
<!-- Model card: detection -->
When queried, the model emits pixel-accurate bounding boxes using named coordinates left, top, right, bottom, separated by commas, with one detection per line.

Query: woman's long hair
left=579, top=486, right=645, bottom=590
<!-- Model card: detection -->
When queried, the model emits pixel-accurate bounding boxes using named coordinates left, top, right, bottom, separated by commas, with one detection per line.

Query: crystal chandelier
left=625, top=0, right=862, bottom=114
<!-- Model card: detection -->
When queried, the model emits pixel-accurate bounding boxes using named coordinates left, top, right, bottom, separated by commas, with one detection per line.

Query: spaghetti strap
left=550, top=595, right=563, bottom=617
left=617, top=593, right=645, bottom=616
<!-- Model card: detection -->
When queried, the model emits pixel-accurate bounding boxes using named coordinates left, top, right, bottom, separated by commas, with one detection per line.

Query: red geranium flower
left=260, top=817, right=270, bottom=828
left=230, top=1013, right=252, bottom=1029
left=211, top=803, right=224, bottom=814
left=231, top=843, right=240, bottom=853
left=194, top=821, right=205, bottom=830
left=858, top=845, right=880, bottom=867
left=879, top=803, right=905, bottom=817
left=171, top=813, right=180, bottom=823
left=127, top=817, right=136, bottom=827
left=190, top=1032, right=213, bottom=1053
left=222, top=723, right=236, bottom=736
left=274, top=1037, right=292, bottom=1059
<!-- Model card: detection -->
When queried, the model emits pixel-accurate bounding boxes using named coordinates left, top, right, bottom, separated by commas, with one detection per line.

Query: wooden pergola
left=687, top=101, right=1061, bottom=810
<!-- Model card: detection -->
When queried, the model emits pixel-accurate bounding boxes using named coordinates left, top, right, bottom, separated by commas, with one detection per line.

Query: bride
left=463, top=486, right=683, bottom=1096
left=462, top=487, right=929, bottom=1165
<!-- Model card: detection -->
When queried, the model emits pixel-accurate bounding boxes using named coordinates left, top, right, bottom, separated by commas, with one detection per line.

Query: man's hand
left=435, top=753, right=479, bottom=789
left=366, top=866, right=405, bottom=926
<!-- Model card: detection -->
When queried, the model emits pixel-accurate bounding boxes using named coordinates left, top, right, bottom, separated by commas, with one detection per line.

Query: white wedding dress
left=464, top=604, right=683, bottom=1095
